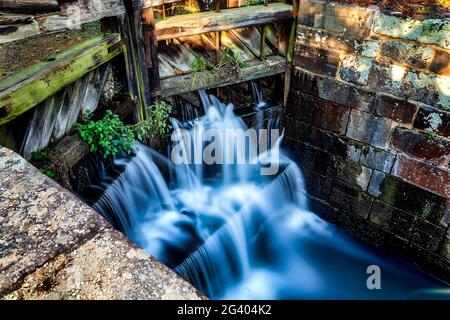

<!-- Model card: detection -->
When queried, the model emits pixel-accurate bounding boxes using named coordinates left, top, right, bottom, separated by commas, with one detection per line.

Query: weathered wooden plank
left=142, top=7, right=160, bottom=98
left=122, top=0, right=153, bottom=121
left=155, top=3, right=293, bottom=41
left=17, top=64, right=111, bottom=159
left=140, top=0, right=181, bottom=9
left=0, top=0, right=59, bottom=12
left=160, top=55, right=288, bottom=97
left=0, top=34, right=122, bottom=126
left=0, top=0, right=125, bottom=43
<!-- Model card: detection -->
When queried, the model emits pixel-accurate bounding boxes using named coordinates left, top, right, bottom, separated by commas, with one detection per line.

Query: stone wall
left=285, top=0, right=450, bottom=281
left=0, top=146, right=203, bottom=299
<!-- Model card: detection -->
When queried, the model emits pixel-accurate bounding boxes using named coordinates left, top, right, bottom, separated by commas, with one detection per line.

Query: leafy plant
left=139, top=101, right=173, bottom=140
left=76, top=103, right=173, bottom=158
left=189, top=45, right=247, bottom=86
left=191, top=56, right=211, bottom=73
left=76, top=110, right=135, bottom=158
left=217, top=45, right=248, bottom=71
left=31, top=151, right=49, bottom=162
left=244, top=0, right=264, bottom=6
left=39, top=168, right=56, bottom=179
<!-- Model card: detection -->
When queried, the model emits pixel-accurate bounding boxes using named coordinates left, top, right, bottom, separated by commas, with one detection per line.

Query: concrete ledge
left=0, top=146, right=203, bottom=300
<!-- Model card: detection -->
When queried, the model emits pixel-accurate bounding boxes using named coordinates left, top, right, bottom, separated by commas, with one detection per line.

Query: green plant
left=141, top=101, right=173, bottom=140
left=190, top=45, right=247, bottom=86
left=148, top=100, right=172, bottom=138
left=31, top=151, right=49, bottom=162
left=76, top=103, right=172, bottom=158
left=191, top=56, right=210, bottom=73
left=190, top=56, right=216, bottom=86
left=217, top=45, right=247, bottom=71
left=244, top=0, right=264, bottom=6
left=417, top=6, right=428, bottom=14
left=76, top=110, right=136, bottom=158
left=39, top=168, right=56, bottom=178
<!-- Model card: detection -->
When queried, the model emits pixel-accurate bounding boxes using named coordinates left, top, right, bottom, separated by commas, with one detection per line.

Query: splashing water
left=91, top=92, right=449, bottom=299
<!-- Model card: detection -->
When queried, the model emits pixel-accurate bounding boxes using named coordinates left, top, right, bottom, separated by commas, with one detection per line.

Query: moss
left=0, top=35, right=122, bottom=126
left=381, top=176, right=397, bottom=204
left=421, top=200, right=434, bottom=219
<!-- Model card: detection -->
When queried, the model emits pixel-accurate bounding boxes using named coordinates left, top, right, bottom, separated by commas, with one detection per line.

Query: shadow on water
left=82, top=88, right=449, bottom=300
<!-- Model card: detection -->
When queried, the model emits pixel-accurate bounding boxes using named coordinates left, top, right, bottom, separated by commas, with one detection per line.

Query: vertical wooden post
left=283, top=68, right=291, bottom=107
left=122, top=0, right=153, bottom=122
left=142, top=7, right=161, bottom=102
left=215, top=31, right=221, bottom=63
left=259, top=25, right=267, bottom=60
left=215, top=0, right=221, bottom=12
left=162, top=4, right=167, bottom=19
left=287, top=0, right=299, bottom=63
left=283, top=0, right=299, bottom=107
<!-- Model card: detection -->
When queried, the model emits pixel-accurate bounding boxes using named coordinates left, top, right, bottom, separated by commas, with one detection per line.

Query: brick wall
left=285, top=0, right=450, bottom=281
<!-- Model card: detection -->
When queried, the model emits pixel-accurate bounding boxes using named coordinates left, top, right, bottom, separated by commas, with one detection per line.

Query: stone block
left=308, top=195, right=339, bottom=224
left=442, top=233, right=450, bottom=260
left=367, top=62, right=407, bottom=96
left=285, top=116, right=361, bottom=161
left=392, top=153, right=450, bottom=199
left=305, top=170, right=333, bottom=200
left=0, top=147, right=110, bottom=295
left=285, top=136, right=372, bottom=191
left=296, top=25, right=379, bottom=58
left=346, top=109, right=394, bottom=149
left=339, top=55, right=373, bottom=86
left=365, top=62, right=450, bottom=112
left=379, top=39, right=434, bottom=70
left=368, top=170, right=386, bottom=197
left=373, top=94, right=418, bottom=124
left=391, top=127, right=450, bottom=166
left=413, top=106, right=450, bottom=139
left=284, top=137, right=315, bottom=173
left=377, top=175, right=448, bottom=225
left=330, top=156, right=373, bottom=191
left=370, top=200, right=446, bottom=252
left=373, top=13, right=450, bottom=50
left=292, top=68, right=375, bottom=112
left=298, top=0, right=327, bottom=27
left=429, top=50, right=450, bottom=76
left=329, top=181, right=374, bottom=218
left=300, top=0, right=377, bottom=38
left=360, top=145, right=396, bottom=173
left=294, top=44, right=340, bottom=77
left=3, top=229, right=203, bottom=300
left=404, top=71, right=450, bottom=111
left=288, top=92, right=350, bottom=134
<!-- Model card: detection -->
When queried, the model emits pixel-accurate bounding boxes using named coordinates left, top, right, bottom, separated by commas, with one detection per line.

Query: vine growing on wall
left=76, top=101, right=172, bottom=158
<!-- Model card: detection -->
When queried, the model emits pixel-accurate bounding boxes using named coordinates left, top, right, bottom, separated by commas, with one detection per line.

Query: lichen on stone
left=424, top=112, right=443, bottom=132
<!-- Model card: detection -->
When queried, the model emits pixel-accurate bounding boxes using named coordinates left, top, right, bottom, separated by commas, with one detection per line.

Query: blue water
left=88, top=92, right=449, bottom=300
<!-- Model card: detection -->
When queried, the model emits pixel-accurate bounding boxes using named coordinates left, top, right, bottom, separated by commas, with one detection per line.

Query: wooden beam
left=121, top=0, right=154, bottom=121
left=0, top=34, right=122, bottom=126
left=0, top=0, right=125, bottom=44
left=140, top=0, right=181, bottom=9
left=0, top=0, right=59, bottom=13
left=160, top=55, right=288, bottom=97
left=155, top=3, right=293, bottom=41
left=142, top=7, right=161, bottom=99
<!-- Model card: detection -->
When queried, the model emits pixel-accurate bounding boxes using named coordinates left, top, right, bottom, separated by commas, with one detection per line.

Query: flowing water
left=88, top=90, right=449, bottom=299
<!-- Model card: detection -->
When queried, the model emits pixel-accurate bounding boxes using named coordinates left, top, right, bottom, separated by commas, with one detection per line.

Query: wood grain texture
left=0, top=0, right=59, bottom=12
left=0, top=0, right=125, bottom=44
left=155, top=3, right=293, bottom=41
left=0, top=34, right=122, bottom=125
left=140, top=0, right=181, bottom=9
left=160, top=55, right=288, bottom=97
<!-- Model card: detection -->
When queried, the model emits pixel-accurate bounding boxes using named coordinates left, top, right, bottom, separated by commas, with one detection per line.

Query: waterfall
left=90, top=92, right=448, bottom=299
